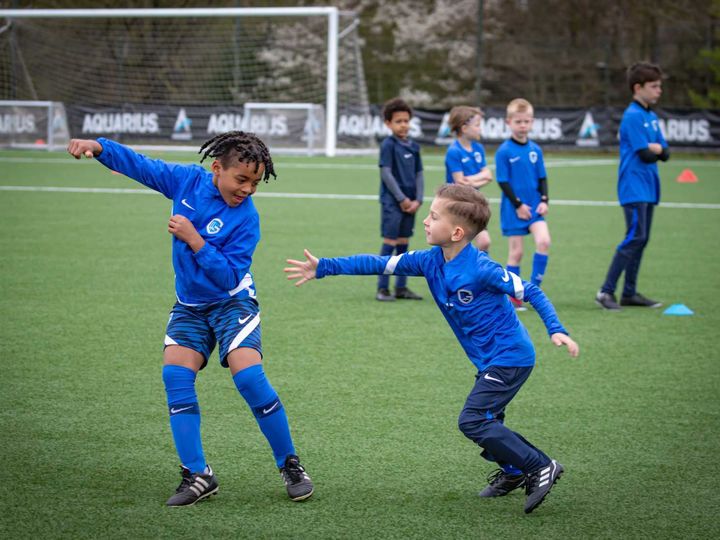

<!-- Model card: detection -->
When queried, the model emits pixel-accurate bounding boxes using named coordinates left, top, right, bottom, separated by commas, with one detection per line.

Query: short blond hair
left=435, top=184, right=491, bottom=238
left=448, top=106, right=483, bottom=135
left=506, top=98, right=534, bottom=118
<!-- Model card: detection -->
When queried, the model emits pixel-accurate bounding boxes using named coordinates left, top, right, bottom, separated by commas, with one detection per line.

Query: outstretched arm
left=285, top=249, right=319, bottom=286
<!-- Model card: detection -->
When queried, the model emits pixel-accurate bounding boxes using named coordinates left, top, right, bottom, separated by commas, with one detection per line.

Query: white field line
left=1, top=185, right=719, bottom=209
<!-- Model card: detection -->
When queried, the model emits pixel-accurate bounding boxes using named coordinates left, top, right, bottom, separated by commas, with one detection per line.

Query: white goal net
left=0, top=7, right=374, bottom=155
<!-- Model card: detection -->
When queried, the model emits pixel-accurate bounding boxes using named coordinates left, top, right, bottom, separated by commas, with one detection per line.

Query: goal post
left=0, top=7, right=371, bottom=156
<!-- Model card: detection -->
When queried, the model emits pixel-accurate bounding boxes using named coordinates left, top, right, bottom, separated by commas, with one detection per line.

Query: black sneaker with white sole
left=620, top=293, right=662, bottom=308
left=478, top=469, right=526, bottom=497
left=595, top=291, right=621, bottom=311
left=280, top=455, right=314, bottom=501
left=166, top=465, right=219, bottom=507
left=524, top=460, right=564, bottom=514
left=376, top=288, right=396, bottom=302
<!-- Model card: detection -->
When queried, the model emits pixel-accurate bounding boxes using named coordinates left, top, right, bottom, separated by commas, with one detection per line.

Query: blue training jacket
left=316, top=243, right=567, bottom=372
left=96, top=137, right=260, bottom=306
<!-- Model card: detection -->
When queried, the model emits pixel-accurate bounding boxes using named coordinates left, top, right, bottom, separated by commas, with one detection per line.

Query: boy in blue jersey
left=495, top=99, right=551, bottom=311
left=596, top=62, right=670, bottom=310
left=376, top=97, right=425, bottom=302
left=285, top=184, right=579, bottom=514
left=444, top=105, right=493, bottom=252
left=67, top=132, right=313, bottom=506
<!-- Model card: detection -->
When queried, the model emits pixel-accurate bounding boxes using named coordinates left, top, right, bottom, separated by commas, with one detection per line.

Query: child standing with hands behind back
left=495, top=99, right=551, bottom=310
left=444, top=105, right=493, bottom=252
left=376, top=97, right=425, bottom=302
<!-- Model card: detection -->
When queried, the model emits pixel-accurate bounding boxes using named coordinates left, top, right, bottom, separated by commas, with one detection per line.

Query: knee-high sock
left=531, top=253, right=549, bottom=287
left=394, top=243, right=409, bottom=288
left=162, top=365, right=206, bottom=473
left=507, top=265, right=520, bottom=279
left=233, top=364, right=295, bottom=468
left=377, top=243, right=395, bottom=290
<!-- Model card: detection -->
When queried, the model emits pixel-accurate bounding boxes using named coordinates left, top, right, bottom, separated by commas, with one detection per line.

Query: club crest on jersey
left=458, top=289, right=474, bottom=304
left=474, top=152, right=483, bottom=163
left=206, top=218, right=224, bottom=235
left=529, top=151, right=538, bottom=164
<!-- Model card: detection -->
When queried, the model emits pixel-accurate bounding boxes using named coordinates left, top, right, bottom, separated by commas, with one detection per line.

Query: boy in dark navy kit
left=596, top=62, right=670, bottom=310
left=376, top=97, right=425, bottom=301
left=286, top=184, right=579, bottom=514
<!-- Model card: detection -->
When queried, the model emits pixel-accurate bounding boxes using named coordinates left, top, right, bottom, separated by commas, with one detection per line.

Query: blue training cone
left=663, top=304, right=694, bottom=316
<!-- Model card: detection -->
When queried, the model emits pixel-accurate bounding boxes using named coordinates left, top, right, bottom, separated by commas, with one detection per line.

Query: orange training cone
left=676, top=169, right=698, bottom=183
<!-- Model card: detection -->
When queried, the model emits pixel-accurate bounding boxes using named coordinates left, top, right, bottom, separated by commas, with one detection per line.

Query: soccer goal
left=0, top=100, right=70, bottom=149
left=0, top=7, right=374, bottom=156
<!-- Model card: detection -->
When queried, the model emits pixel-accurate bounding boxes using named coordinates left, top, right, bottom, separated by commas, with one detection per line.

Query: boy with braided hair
left=68, top=132, right=313, bottom=506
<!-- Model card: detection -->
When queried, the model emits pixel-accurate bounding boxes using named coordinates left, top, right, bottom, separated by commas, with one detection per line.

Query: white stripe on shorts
left=228, top=314, right=261, bottom=352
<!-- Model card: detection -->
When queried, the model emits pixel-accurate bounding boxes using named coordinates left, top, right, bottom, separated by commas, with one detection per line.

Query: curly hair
left=198, top=131, right=276, bottom=182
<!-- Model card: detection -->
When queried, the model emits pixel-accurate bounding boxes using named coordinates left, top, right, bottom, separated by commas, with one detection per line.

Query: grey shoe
left=376, top=288, right=396, bottom=302
left=620, top=293, right=662, bottom=308
left=524, top=460, right=564, bottom=514
left=595, top=291, right=621, bottom=311
left=395, top=287, right=423, bottom=300
left=280, top=455, right=314, bottom=501
left=478, top=469, right=525, bottom=497
left=166, top=465, right=219, bottom=507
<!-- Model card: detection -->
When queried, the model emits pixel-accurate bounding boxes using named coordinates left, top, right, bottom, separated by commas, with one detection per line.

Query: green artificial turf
left=1, top=149, right=718, bottom=538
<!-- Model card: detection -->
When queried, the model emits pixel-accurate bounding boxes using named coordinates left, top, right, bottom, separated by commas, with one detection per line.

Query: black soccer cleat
left=166, top=465, right=219, bottom=507
left=595, top=291, right=621, bottom=311
left=395, top=287, right=423, bottom=300
left=376, top=288, right=396, bottom=302
left=620, top=293, right=662, bottom=308
left=478, top=469, right=526, bottom=497
left=280, top=455, right=314, bottom=501
left=524, top=460, right=564, bottom=514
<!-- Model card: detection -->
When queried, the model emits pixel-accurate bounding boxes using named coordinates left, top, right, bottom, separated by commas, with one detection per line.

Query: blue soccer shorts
left=381, top=200, right=416, bottom=239
left=501, top=215, right=545, bottom=237
left=164, top=296, right=262, bottom=369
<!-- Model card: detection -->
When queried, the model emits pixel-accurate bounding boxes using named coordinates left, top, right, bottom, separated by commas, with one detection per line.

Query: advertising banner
left=61, top=104, right=720, bottom=150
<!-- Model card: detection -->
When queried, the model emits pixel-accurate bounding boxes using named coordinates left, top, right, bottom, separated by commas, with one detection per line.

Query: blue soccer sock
left=531, top=253, right=549, bottom=287
left=377, top=243, right=395, bottom=290
left=394, top=243, right=409, bottom=289
left=233, top=364, right=295, bottom=468
left=162, top=365, right=206, bottom=474
left=507, top=265, right=520, bottom=278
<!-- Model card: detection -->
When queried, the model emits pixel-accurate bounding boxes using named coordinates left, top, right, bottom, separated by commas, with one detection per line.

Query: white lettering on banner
left=337, top=114, right=423, bottom=138
left=0, top=114, right=36, bottom=134
left=208, top=113, right=247, bottom=133
left=658, top=118, right=711, bottom=143
left=81, top=113, right=159, bottom=134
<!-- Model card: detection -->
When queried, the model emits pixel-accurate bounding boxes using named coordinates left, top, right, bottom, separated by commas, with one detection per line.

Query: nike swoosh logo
left=501, top=269, right=510, bottom=282
left=262, top=402, right=279, bottom=415
left=509, top=157, right=520, bottom=163
left=170, top=406, right=193, bottom=414
left=483, top=374, right=503, bottom=383
left=181, top=199, right=195, bottom=210
left=238, top=314, right=253, bottom=324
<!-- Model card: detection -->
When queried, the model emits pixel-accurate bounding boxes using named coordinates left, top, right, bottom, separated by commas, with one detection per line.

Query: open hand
left=67, top=139, right=102, bottom=159
left=550, top=333, right=580, bottom=358
left=285, top=249, right=319, bottom=286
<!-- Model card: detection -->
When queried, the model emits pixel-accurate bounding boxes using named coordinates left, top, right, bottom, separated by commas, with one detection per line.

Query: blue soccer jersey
left=316, top=244, right=567, bottom=372
left=444, top=140, right=487, bottom=184
left=96, top=138, right=259, bottom=306
left=495, top=139, right=547, bottom=234
left=379, top=135, right=423, bottom=203
left=617, top=101, right=668, bottom=205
